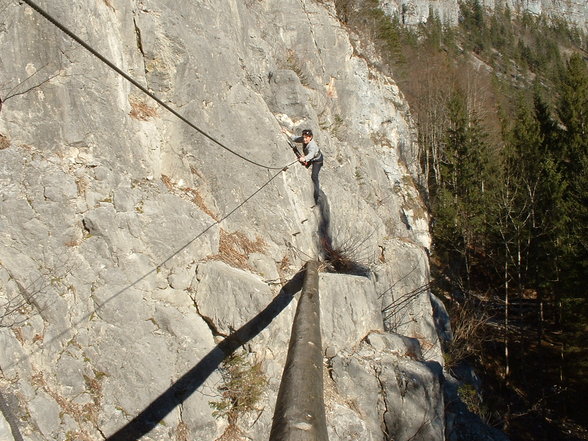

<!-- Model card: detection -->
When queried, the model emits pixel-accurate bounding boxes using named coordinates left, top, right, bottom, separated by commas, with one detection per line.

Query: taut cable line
left=8, top=0, right=302, bottom=369
left=5, top=163, right=295, bottom=370
left=20, top=0, right=288, bottom=171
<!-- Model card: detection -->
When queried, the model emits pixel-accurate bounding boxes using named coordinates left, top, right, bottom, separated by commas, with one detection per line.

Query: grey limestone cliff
left=1, top=0, right=459, bottom=440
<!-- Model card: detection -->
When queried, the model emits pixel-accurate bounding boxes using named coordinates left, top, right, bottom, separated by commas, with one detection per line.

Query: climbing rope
left=20, top=0, right=289, bottom=171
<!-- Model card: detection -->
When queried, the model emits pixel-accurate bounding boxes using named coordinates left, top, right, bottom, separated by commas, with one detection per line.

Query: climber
left=282, top=128, right=324, bottom=203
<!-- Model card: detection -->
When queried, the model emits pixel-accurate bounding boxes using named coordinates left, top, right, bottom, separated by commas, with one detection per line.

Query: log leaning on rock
left=269, top=260, right=329, bottom=441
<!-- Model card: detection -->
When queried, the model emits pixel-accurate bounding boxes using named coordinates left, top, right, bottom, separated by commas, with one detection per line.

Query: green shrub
left=458, top=383, right=492, bottom=423
left=209, top=352, right=267, bottom=425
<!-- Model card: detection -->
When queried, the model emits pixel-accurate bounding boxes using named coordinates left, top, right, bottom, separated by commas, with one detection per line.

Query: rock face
left=380, top=0, right=588, bottom=31
left=0, top=1, right=504, bottom=440
left=381, top=0, right=461, bottom=27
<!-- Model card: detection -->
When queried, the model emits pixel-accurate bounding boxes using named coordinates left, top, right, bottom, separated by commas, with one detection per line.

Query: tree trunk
left=504, top=251, right=510, bottom=386
left=270, top=261, right=329, bottom=441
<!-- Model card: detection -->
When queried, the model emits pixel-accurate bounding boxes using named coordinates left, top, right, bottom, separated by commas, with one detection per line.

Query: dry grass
left=12, top=327, right=25, bottom=344
left=31, top=370, right=104, bottom=434
left=282, top=49, right=311, bottom=87
left=444, top=296, right=491, bottom=369
left=277, top=255, right=292, bottom=284
left=322, top=239, right=371, bottom=277
left=323, top=246, right=358, bottom=273
left=183, top=187, right=219, bottom=220
left=0, top=133, right=10, bottom=150
left=190, top=165, right=205, bottom=180
left=161, top=174, right=174, bottom=191
left=76, top=177, right=89, bottom=196
left=129, top=95, right=157, bottom=121
left=160, top=174, right=219, bottom=221
left=174, top=421, right=190, bottom=441
left=215, top=424, right=247, bottom=441
left=64, top=238, right=82, bottom=247
left=278, top=255, right=290, bottom=274
left=207, top=229, right=267, bottom=271
left=210, top=352, right=267, bottom=440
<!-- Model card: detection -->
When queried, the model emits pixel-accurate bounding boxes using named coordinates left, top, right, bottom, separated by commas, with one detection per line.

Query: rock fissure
left=132, top=16, right=144, bottom=59
left=298, top=0, right=327, bottom=77
left=374, top=364, right=392, bottom=439
left=191, top=296, right=227, bottom=339
left=96, top=425, right=107, bottom=440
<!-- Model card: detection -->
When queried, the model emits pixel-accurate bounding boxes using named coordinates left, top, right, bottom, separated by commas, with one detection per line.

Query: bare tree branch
left=2, top=71, right=62, bottom=103
left=0, top=48, right=78, bottom=111
left=0, top=256, right=75, bottom=327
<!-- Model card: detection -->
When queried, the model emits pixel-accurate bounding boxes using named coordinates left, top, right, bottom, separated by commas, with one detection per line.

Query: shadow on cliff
left=315, top=188, right=370, bottom=277
left=105, top=269, right=305, bottom=441
left=316, top=189, right=333, bottom=257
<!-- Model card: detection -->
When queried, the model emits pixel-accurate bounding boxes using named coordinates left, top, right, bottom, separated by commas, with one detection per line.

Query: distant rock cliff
left=380, top=0, right=588, bottom=31
left=0, top=1, right=504, bottom=440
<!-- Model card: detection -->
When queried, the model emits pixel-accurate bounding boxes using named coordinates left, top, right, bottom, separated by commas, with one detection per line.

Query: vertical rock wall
left=0, top=1, right=444, bottom=440
left=380, top=0, right=588, bottom=31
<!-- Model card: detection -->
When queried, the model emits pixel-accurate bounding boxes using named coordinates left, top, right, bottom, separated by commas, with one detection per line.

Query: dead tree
left=270, top=260, right=329, bottom=441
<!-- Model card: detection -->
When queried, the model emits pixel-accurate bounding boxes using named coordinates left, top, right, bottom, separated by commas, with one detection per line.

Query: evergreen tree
left=433, top=91, right=497, bottom=286
left=569, top=154, right=588, bottom=288
left=558, top=54, right=588, bottom=168
left=498, top=92, right=569, bottom=296
left=503, top=96, right=543, bottom=290
left=531, top=92, right=568, bottom=292
left=533, top=89, right=559, bottom=153
left=459, top=0, right=487, bottom=54
left=557, top=54, right=588, bottom=295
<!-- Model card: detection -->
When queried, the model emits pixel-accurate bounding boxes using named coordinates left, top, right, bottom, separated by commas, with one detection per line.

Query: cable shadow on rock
left=106, top=269, right=306, bottom=441
left=0, top=391, right=24, bottom=441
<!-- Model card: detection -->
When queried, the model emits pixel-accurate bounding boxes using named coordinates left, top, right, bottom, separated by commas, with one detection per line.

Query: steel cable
left=4, top=162, right=297, bottom=371
left=8, top=1, right=304, bottom=371
left=21, top=0, right=290, bottom=171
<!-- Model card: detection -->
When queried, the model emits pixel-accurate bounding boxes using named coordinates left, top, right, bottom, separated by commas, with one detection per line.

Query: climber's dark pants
left=311, top=160, right=323, bottom=203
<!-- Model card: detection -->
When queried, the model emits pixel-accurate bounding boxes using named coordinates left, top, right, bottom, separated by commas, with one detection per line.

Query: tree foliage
left=557, top=54, right=588, bottom=295
left=432, top=91, right=499, bottom=286
left=333, top=0, right=588, bottom=432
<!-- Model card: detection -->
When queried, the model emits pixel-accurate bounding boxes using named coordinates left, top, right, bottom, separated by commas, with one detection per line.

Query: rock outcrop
left=0, top=0, right=505, bottom=440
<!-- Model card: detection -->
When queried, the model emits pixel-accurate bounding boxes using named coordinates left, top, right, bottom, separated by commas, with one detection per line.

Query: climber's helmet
left=302, top=129, right=313, bottom=141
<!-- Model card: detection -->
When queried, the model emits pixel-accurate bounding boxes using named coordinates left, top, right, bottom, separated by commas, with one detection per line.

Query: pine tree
left=432, top=91, right=497, bottom=287
left=460, top=0, right=487, bottom=54
left=498, top=92, right=569, bottom=297
left=503, top=95, right=543, bottom=290
left=558, top=54, right=588, bottom=169
left=557, top=54, right=588, bottom=295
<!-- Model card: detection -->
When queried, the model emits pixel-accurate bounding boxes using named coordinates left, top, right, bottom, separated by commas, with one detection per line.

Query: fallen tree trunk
left=269, top=260, right=328, bottom=441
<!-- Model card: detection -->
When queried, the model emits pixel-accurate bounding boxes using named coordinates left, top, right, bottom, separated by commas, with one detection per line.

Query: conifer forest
left=336, top=0, right=587, bottom=439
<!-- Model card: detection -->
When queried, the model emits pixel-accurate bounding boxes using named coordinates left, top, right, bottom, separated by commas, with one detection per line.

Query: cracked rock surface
left=0, top=0, right=485, bottom=440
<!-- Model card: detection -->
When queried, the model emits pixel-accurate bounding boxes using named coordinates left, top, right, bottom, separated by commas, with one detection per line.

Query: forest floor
left=474, top=299, right=588, bottom=441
